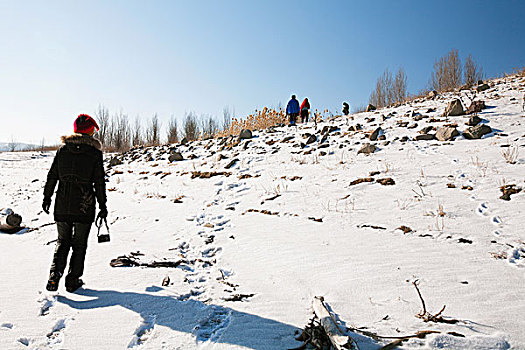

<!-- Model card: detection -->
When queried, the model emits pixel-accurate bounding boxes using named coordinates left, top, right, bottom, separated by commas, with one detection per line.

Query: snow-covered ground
left=1, top=75, right=524, bottom=350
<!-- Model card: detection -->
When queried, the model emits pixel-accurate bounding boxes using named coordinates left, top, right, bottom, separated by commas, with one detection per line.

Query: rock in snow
left=463, top=124, right=492, bottom=139
left=444, top=98, right=465, bottom=116
left=435, top=126, right=459, bottom=141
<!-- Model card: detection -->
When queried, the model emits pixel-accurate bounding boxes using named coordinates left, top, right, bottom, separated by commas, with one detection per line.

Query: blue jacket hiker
left=286, top=95, right=300, bottom=126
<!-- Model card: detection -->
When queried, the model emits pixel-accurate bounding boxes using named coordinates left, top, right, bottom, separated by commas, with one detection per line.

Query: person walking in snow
left=286, top=94, right=300, bottom=126
left=300, top=97, right=310, bottom=123
left=43, top=114, right=107, bottom=293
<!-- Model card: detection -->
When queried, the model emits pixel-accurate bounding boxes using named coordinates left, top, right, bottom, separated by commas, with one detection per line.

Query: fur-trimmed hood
left=61, top=133, right=102, bottom=151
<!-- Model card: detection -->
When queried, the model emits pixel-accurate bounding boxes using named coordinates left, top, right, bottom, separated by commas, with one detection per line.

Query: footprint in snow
left=177, top=289, right=203, bottom=301
left=193, top=306, right=232, bottom=343
left=236, top=186, right=251, bottom=194
left=214, top=219, right=231, bottom=227
left=491, top=216, right=503, bottom=225
left=225, top=183, right=241, bottom=191
left=128, top=315, right=156, bottom=348
left=225, top=201, right=240, bottom=208
left=46, top=318, right=67, bottom=347
left=508, top=246, right=525, bottom=268
left=17, top=337, right=32, bottom=347
left=476, top=202, right=489, bottom=216
left=202, top=247, right=222, bottom=258
left=39, top=295, right=56, bottom=316
left=1, top=322, right=13, bottom=329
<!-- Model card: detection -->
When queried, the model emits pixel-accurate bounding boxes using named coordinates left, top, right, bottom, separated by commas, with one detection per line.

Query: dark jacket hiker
left=300, top=98, right=310, bottom=123
left=43, top=114, right=107, bottom=293
left=286, top=95, right=300, bottom=126
left=44, top=134, right=106, bottom=223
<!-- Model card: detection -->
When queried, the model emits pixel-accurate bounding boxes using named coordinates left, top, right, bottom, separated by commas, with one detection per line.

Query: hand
left=42, top=198, right=51, bottom=214
left=97, top=207, right=108, bottom=219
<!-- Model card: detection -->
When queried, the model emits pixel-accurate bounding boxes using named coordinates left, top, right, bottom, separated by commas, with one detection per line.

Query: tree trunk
left=0, top=213, right=22, bottom=233
left=312, top=296, right=360, bottom=350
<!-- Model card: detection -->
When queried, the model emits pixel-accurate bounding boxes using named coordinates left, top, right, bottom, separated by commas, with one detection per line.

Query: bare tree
left=369, top=67, right=408, bottom=108
left=201, top=115, right=219, bottom=139
left=182, top=112, right=200, bottom=141
left=146, top=114, right=161, bottom=146
left=8, top=135, right=17, bottom=152
left=167, top=116, right=179, bottom=144
left=222, top=106, right=233, bottom=132
left=131, top=116, right=144, bottom=147
left=111, top=111, right=131, bottom=152
left=430, top=49, right=462, bottom=92
left=393, top=67, right=408, bottom=104
left=95, top=105, right=110, bottom=146
left=464, top=54, right=484, bottom=87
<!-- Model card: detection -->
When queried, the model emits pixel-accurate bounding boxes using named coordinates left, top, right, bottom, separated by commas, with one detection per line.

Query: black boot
left=46, top=272, right=62, bottom=291
left=65, top=278, right=84, bottom=293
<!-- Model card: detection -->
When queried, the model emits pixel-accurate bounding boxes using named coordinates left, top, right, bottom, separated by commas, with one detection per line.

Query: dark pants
left=288, top=113, right=299, bottom=125
left=300, top=109, right=309, bottom=123
left=50, top=222, right=92, bottom=284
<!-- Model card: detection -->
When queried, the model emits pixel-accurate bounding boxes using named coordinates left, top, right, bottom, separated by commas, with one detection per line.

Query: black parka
left=43, top=134, right=107, bottom=223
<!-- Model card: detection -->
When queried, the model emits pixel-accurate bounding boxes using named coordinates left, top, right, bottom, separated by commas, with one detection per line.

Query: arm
left=93, top=151, right=107, bottom=211
left=43, top=152, right=60, bottom=200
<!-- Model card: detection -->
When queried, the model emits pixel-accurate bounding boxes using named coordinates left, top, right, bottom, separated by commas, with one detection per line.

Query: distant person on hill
left=43, top=114, right=107, bottom=293
left=342, top=102, right=350, bottom=116
left=300, top=97, right=311, bottom=123
left=286, top=94, right=300, bottom=126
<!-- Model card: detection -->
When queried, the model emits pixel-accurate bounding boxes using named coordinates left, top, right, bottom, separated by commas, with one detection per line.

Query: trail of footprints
left=9, top=176, right=250, bottom=347
left=173, top=178, right=251, bottom=341
left=477, top=201, right=525, bottom=269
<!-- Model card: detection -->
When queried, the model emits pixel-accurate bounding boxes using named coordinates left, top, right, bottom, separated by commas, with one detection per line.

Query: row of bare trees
left=368, top=49, right=484, bottom=110
left=369, top=68, right=408, bottom=108
left=429, top=49, right=483, bottom=92
left=94, top=105, right=234, bottom=152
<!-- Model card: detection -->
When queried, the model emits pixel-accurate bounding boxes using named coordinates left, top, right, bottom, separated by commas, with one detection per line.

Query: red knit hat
left=74, top=114, right=100, bottom=134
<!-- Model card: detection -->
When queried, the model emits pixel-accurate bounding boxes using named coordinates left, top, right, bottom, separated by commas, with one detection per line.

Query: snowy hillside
left=1, top=74, right=524, bottom=349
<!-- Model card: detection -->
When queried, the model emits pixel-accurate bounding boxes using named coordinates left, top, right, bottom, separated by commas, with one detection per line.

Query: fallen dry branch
left=281, top=175, right=303, bottom=181
left=191, top=171, right=232, bottom=179
left=25, top=222, right=55, bottom=234
left=243, top=209, right=280, bottom=216
left=308, top=217, right=323, bottom=223
left=397, top=225, right=412, bottom=234
left=350, top=177, right=375, bottom=186
left=358, top=224, right=386, bottom=230
left=110, top=254, right=186, bottom=268
left=376, top=178, right=395, bottom=186
left=239, top=174, right=260, bottom=180
left=223, top=293, right=254, bottom=302
left=412, top=280, right=459, bottom=324
left=346, top=326, right=464, bottom=349
left=379, top=330, right=441, bottom=350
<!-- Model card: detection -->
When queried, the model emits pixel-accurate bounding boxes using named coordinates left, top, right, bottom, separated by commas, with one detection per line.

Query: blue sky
left=1, top=0, right=524, bottom=144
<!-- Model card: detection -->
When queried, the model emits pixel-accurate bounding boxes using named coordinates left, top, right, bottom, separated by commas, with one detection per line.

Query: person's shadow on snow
left=57, top=288, right=299, bottom=349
